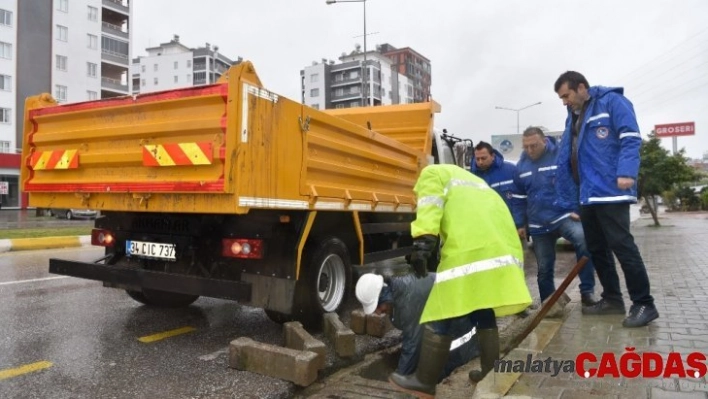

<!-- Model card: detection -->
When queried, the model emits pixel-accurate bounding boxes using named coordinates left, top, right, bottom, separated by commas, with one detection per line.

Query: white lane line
left=0, top=276, right=70, bottom=286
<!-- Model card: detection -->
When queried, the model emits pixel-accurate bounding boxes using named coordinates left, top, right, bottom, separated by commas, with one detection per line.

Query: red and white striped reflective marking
left=142, top=142, right=213, bottom=167
left=30, top=149, right=79, bottom=170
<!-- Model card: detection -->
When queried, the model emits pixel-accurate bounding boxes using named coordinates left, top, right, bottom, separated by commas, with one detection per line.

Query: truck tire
left=65, top=210, right=73, bottom=220
left=125, top=289, right=199, bottom=308
left=287, top=237, right=352, bottom=328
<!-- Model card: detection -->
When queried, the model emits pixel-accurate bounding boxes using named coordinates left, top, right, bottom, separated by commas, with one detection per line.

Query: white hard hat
left=355, top=273, right=386, bottom=315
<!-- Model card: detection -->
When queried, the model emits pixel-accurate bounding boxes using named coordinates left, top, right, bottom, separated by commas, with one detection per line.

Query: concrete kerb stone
left=349, top=309, right=393, bottom=338
left=0, top=235, right=92, bottom=253
left=323, top=313, right=356, bottom=358
left=229, top=336, right=320, bottom=387
left=284, top=321, right=327, bottom=370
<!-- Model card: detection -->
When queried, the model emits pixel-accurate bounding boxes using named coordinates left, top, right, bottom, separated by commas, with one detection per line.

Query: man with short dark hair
left=553, top=71, right=658, bottom=328
left=511, top=127, right=597, bottom=306
left=471, top=141, right=518, bottom=211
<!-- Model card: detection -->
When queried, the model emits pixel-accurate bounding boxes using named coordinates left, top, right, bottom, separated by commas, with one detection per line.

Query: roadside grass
left=0, top=227, right=92, bottom=240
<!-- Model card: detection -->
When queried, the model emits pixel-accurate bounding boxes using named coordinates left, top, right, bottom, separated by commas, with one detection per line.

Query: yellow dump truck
left=21, top=61, right=463, bottom=325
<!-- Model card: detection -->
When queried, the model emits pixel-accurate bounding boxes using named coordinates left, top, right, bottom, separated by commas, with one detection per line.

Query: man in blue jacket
left=471, top=141, right=518, bottom=211
left=511, top=127, right=597, bottom=306
left=553, top=71, right=658, bottom=328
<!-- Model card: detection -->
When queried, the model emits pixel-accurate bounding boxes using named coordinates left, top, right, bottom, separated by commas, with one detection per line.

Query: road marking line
left=199, top=347, right=228, bottom=361
left=138, top=326, right=196, bottom=343
left=0, top=361, right=53, bottom=380
left=0, top=276, right=69, bottom=286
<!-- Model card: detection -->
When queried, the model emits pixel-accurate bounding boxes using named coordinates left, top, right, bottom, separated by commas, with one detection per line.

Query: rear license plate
left=126, top=240, right=176, bottom=261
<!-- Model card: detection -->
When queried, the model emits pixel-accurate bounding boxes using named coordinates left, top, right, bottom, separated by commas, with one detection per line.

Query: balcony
left=331, top=92, right=362, bottom=102
left=101, top=21, right=129, bottom=40
left=101, top=49, right=129, bottom=66
left=101, top=76, right=129, bottom=93
left=102, top=0, right=129, bottom=14
left=330, top=75, right=361, bottom=88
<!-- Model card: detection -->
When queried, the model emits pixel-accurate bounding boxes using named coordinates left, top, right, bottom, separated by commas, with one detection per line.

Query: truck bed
left=21, top=62, right=439, bottom=214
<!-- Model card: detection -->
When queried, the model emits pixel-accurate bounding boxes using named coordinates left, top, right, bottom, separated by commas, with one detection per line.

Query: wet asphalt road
left=0, top=247, right=400, bottom=399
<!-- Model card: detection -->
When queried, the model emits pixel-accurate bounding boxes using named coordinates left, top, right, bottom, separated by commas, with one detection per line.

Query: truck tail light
left=222, top=238, right=264, bottom=259
left=91, top=229, right=115, bottom=247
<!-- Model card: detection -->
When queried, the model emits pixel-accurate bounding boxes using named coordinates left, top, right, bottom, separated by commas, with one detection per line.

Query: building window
left=87, top=34, right=97, bottom=49
left=153, top=77, right=158, bottom=85
left=0, top=9, right=12, bottom=26
left=87, top=90, right=98, bottom=100
left=350, top=70, right=359, bottom=78
left=0, top=42, right=10, bottom=59
left=141, top=79, right=145, bottom=87
left=310, top=88, right=319, bottom=97
left=56, top=55, right=67, bottom=71
left=87, top=62, right=97, bottom=77
left=0, top=140, right=10, bottom=152
left=187, top=60, right=192, bottom=68
left=87, top=6, right=98, bottom=21
left=57, top=25, right=68, bottom=42
left=58, top=0, right=68, bottom=13
left=174, top=75, right=178, bottom=83
left=312, top=104, right=320, bottom=110
left=141, top=65, right=145, bottom=72
left=311, top=73, right=319, bottom=83
left=0, top=108, right=10, bottom=123
left=335, top=74, right=343, bottom=82
left=186, top=74, right=191, bottom=82
left=55, top=85, right=67, bottom=102
left=153, top=64, right=158, bottom=72
left=0, top=74, right=10, bottom=91
left=173, top=61, right=178, bottom=70
left=335, top=104, right=345, bottom=109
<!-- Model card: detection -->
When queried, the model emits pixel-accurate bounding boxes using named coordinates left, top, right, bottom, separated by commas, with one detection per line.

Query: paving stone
left=228, top=337, right=319, bottom=387
left=365, top=312, right=393, bottom=338
left=349, top=309, right=367, bottom=335
left=323, top=312, right=356, bottom=358
left=283, top=321, right=327, bottom=370
left=651, top=387, right=707, bottom=398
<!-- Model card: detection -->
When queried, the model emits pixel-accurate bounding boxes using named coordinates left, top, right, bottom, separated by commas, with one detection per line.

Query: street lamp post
left=326, top=0, right=369, bottom=106
left=495, top=101, right=542, bottom=134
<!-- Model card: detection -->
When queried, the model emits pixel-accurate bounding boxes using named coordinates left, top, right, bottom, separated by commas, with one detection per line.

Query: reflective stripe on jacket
left=412, top=164, right=532, bottom=324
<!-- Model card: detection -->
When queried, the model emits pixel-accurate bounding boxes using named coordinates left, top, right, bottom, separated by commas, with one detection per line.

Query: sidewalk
left=499, top=211, right=708, bottom=398
left=0, top=209, right=93, bottom=253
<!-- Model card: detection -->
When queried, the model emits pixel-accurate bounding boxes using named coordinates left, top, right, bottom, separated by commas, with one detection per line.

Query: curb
left=0, top=235, right=91, bottom=253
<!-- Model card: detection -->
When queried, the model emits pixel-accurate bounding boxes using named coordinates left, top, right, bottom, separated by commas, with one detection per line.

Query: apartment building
left=378, top=43, right=431, bottom=103
left=300, top=43, right=429, bottom=110
left=131, top=35, right=240, bottom=95
left=0, top=0, right=132, bottom=209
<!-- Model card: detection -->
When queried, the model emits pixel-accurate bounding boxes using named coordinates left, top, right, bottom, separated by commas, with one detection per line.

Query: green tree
left=637, top=134, right=698, bottom=226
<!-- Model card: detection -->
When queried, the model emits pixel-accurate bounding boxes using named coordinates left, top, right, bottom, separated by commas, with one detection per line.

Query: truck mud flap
left=49, top=258, right=251, bottom=302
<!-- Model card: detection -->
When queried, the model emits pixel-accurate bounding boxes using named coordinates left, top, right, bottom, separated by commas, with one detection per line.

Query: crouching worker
left=390, top=164, right=533, bottom=397
left=355, top=273, right=480, bottom=380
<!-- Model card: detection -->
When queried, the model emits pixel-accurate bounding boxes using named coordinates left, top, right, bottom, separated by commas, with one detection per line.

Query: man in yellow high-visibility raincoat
left=390, top=164, right=532, bottom=397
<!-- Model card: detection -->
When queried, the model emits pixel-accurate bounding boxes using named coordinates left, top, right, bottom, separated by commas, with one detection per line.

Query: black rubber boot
left=389, top=326, right=452, bottom=396
left=468, top=327, right=499, bottom=382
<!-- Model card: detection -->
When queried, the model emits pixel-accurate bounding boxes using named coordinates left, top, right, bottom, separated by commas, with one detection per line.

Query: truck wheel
left=65, top=210, right=73, bottom=220
left=292, top=237, right=352, bottom=328
left=125, top=289, right=199, bottom=308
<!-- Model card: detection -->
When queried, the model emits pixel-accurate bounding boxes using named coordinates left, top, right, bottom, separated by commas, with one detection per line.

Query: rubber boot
left=389, top=326, right=452, bottom=397
left=468, top=327, right=499, bottom=382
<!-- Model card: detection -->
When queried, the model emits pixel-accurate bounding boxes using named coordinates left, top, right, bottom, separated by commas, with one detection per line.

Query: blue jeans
left=532, top=217, right=596, bottom=302
left=580, top=203, right=654, bottom=306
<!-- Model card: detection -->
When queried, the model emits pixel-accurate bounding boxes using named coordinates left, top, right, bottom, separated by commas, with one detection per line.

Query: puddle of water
left=357, top=351, right=399, bottom=381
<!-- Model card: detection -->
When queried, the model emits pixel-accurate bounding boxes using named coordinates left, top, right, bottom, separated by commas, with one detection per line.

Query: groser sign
left=654, top=122, right=695, bottom=137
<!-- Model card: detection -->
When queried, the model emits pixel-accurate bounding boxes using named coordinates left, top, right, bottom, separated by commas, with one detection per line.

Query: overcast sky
left=132, top=0, right=708, bottom=159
